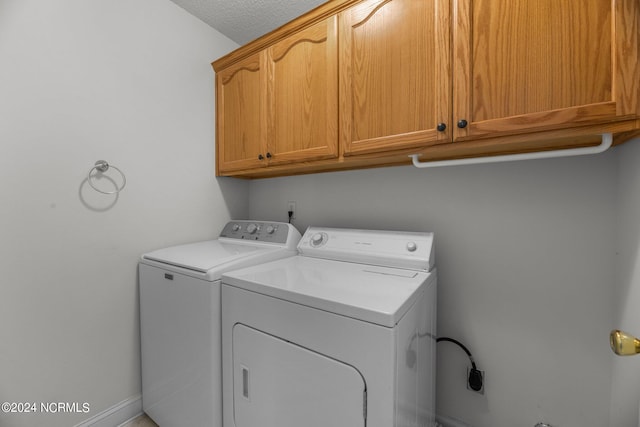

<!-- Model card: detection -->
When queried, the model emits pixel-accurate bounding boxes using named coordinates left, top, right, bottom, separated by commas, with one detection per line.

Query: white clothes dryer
left=221, top=226, right=437, bottom=427
left=139, top=221, right=301, bottom=427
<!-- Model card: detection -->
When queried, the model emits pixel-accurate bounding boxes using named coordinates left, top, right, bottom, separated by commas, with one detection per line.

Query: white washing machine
left=139, top=220, right=301, bottom=427
left=221, top=226, right=437, bottom=427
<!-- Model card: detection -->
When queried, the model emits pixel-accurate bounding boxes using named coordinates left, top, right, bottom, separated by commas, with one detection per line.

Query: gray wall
left=610, top=139, right=640, bottom=427
left=249, top=149, right=620, bottom=427
left=0, top=1, right=244, bottom=426
left=3, top=0, right=639, bottom=425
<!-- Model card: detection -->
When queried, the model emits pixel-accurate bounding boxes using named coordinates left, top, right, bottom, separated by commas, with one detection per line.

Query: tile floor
left=120, top=413, right=158, bottom=427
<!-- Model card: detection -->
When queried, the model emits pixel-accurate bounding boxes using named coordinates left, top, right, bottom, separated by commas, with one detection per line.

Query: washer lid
left=222, top=256, right=434, bottom=327
left=141, top=240, right=286, bottom=279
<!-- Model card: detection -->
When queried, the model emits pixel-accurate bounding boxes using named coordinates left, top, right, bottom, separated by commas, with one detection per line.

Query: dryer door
left=232, top=324, right=366, bottom=427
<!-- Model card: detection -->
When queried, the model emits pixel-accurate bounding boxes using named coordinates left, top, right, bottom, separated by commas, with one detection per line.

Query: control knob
left=266, top=225, right=275, bottom=234
left=406, top=242, right=417, bottom=252
left=246, top=224, right=258, bottom=234
left=311, top=232, right=326, bottom=247
left=232, top=224, right=241, bottom=232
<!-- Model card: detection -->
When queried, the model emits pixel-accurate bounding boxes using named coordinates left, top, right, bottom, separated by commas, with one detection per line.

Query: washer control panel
left=219, top=221, right=291, bottom=244
left=299, top=226, right=435, bottom=271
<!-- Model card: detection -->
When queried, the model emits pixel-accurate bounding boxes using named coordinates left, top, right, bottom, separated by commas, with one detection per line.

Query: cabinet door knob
left=266, top=152, right=272, bottom=159
left=457, top=119, right=468, bottom=129
left=436, top=123, right=447, bottom=132
left=258, top=154, right=264, bottom=160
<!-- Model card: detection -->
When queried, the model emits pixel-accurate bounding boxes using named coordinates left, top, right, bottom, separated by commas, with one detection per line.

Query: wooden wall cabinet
left=452, top=0, right=640, bottom=142
left=340, top=0, right=639, bottom=153
left=215, top=17, right=338, bottom=175
left=213, top=0, right=640, bottom=178
left=339, top=0, right=451, bottom=156
left=216, top=52, right=266, bottom=173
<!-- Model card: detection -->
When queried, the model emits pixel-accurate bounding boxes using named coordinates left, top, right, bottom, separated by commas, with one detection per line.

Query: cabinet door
left=265, top=17, right=338, bottom=165
left=453, top=0, right=640, bottom=141
left=216, top=53, right=267, bottom=173
left=340, top=0, right=452, bottom=156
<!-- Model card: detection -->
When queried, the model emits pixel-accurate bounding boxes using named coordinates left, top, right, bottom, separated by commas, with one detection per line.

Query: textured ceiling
left=169, top=0, right=327, bottom=45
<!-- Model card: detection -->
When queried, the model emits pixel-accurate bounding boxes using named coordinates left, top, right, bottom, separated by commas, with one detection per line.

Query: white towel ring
left=87, top=160, right=127, bottom=194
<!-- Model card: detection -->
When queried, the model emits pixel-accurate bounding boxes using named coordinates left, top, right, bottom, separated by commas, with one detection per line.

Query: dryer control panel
left=219, top=221, right=294, bottom=245
left=299, top=227, right=435, bottom=271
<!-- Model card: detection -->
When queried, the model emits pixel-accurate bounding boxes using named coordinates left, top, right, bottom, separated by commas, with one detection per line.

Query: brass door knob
left=610, top=330, right=640, bottom=356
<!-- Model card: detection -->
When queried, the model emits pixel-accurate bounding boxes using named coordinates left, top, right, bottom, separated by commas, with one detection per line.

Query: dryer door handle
left=242, top=366, right=250, bottom=399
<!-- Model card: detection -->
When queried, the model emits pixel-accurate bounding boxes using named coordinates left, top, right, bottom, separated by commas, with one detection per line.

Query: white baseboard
left=73, top=397, right=467, bottom=427
left=436, top=413, right=475, bottom=427
left=73, top=395, right=142, bottom=427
